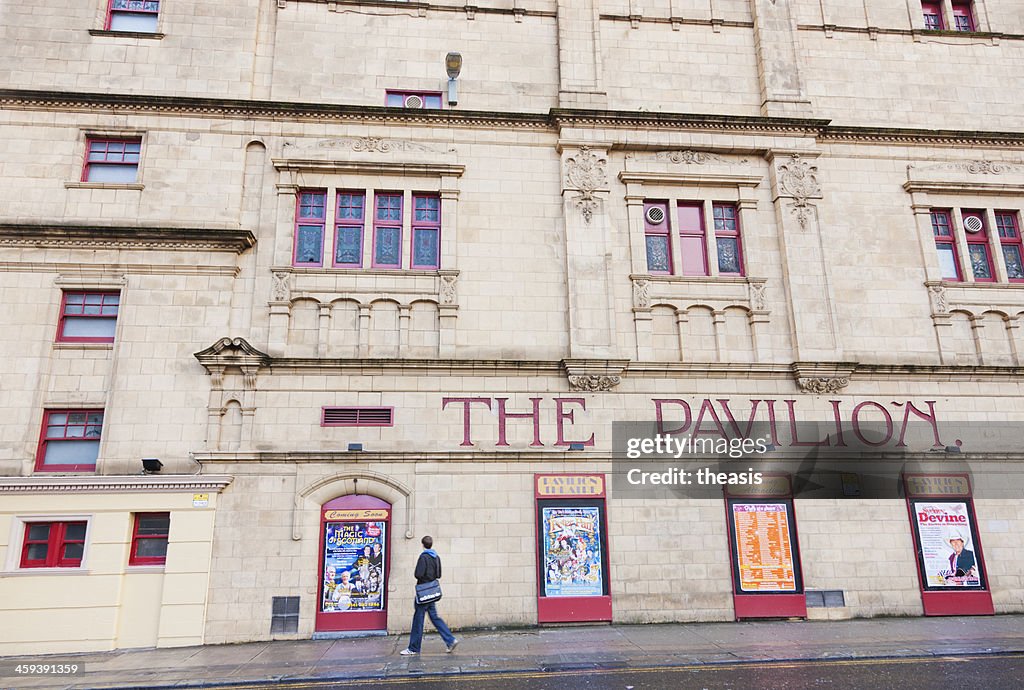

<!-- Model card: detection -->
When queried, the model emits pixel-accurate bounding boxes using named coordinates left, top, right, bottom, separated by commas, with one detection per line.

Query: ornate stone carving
left=568, top=375, right=621, bottom=392
left=272, top=271, right=291, bottom=302
left=797, top=377, right=849, bottom=394
left=632, top=278, right=650, bottom=308
left=777, top=154, right=821, bottom=230
left=749, top=282, right=768, bottom=311
left=928, top=284, right=949, bottom=314
left=655, top=150, right=729, bottom=165
left=440, top=274, right=458, bottom=305
left=282, top=137, right=443, bottom=154
left=350, top=136, right=392, bottom=153
left=564, top=146, right=607, bottom=224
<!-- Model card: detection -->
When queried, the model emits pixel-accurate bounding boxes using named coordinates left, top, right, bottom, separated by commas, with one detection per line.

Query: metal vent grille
left=322, top=407, right=394, bottom=427
left=404, top=94, right=425, bottom=109
left=645, top=206, right=666, bottom=224
left=271, top=596, right=300, bottom=634
left=964, top=215, right=985, bottom=233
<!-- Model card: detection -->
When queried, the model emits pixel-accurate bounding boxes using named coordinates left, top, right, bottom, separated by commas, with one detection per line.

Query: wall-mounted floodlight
left=445, top=52, right=463, bottom=106
left=142, top=458, right=163, bottom=474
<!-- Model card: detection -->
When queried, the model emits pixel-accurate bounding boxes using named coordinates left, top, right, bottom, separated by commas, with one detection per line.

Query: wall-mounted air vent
left=645, top=206, right=666, bottom=224
left=322, top=407, right=394, bottom=427
left=404, top=94, right=425, bottom=109
left=964, top=215, right=985, bottom=233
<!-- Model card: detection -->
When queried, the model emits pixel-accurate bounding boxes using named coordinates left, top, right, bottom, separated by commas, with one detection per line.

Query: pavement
left=2, top=615, right=1023, bottom=689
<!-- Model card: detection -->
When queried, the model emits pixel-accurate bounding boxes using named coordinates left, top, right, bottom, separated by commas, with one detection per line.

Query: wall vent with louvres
left=321, top=407, right=394, bottom=427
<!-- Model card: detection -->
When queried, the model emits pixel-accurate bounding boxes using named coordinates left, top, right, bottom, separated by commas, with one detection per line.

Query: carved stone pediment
left=194, top=337, right=271, bottom=372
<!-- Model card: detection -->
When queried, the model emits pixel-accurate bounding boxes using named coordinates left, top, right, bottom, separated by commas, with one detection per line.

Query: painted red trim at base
left=315, top=608, right=389, bottom=632
left=733, top=593, right=807, bottom=620
left=921, top=590, right=994, bottom=616
left=537, top=595, right=612, bottom=624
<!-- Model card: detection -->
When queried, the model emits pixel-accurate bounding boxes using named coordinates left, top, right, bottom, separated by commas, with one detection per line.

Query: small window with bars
left=271, top=596, right=300, bottom=634
left=321, top=407, right=394, bottom=427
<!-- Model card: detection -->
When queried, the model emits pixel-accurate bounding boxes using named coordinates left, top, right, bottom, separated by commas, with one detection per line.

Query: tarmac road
left=186, top=653, right=1024, bottom=690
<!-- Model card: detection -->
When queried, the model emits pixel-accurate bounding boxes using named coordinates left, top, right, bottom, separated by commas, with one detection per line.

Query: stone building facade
left=1, top=0, right=1024, bottom=654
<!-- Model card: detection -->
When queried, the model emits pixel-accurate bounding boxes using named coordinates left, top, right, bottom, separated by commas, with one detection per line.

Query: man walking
left=400, top=535, right=458, bottom=655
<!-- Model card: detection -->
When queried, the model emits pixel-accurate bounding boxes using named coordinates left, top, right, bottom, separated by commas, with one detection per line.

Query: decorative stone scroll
left=777, top=154, right=822, bottom=230
left=654, top=150, right=730, bottom=165
left=568, top=375, right=622, bottom=392
left=797, top=377, right=850, bottom=394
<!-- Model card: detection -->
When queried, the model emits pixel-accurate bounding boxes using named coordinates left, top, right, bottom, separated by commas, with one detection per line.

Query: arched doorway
left=316, top=494, right=392, bottom=633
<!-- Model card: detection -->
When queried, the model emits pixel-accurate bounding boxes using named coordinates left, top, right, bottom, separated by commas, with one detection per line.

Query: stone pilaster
left=556, top=0, right=607, bottom=108
left=750, top=0, right=812, bottom=116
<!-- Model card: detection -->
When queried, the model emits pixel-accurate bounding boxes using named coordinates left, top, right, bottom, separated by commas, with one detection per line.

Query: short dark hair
left=421, top=535, right=433, bottom=549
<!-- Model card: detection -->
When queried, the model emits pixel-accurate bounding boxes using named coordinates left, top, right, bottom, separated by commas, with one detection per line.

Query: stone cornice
left=0, top=475, right=234, bottom=494
left=7, top=88, right=1024, bottom=147
left=0, top=222, right=256, bottom=253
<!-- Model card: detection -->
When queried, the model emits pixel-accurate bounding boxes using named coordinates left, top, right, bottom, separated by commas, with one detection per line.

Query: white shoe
left=446, top=638, right=459, bottom=653
left=400, top=648, right=419, bottom=656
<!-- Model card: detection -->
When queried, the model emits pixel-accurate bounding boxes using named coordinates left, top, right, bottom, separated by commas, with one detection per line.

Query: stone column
left=438, top=271, right=459, bottom=358
left=767, top=151, right=843, bottom=361
left=557, top=0, right=607, bottom=108
left=750, top=0, right=812, bottom=116
left=561, top=144, right=616, bottom=358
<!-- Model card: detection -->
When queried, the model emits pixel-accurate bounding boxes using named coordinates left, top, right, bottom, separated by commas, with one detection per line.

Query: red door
left=316, top=495, right=392, bottom=632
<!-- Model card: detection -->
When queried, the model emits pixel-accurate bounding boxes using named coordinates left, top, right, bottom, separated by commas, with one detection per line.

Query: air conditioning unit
left=403, top=94, right=425, bottom=109
left=645, top=206, right=666, bottom=225
left=964, top=215, right=985, bottom=233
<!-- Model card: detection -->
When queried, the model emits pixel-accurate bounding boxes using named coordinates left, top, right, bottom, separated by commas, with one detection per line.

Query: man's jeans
left=407, top=600, right=455, bottom=652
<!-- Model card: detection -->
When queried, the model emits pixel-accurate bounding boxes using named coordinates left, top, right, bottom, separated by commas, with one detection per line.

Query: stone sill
left=0, top=568, right=93, bottom=577
left=88, top=29, right=164, bottom=40
left=64, top=182, right=144, bottom=191
left=52, top=342, right=115, bottom=350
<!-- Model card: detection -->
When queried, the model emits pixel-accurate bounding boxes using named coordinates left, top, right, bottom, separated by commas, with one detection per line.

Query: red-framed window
left=293, top=190, right=327, bottom=267
left=677, top=203, right=709, bottom=276
left=57, top=291, right=120, bottom=343
left=643, top=201, right=672, bottom=274
left=995, top=211, right=1024, bottom=282
left=385, top=91, right=443, bottom=110
left=129, top=513, right=170, bottom=566
left=106, top=0, right=160, bottom=32
left=931, top=210, right=962, bottom=281
left=411, top=194, right=441, bottom=270
left=334, top=191, right=365, bottom=267
left=713, top=203, right=744, bottom=276
left=20, top=521, right=87, bottom=568
left=962, top=210, right=994, bottom=282
left=36, top=410, right=103, bottom=472
left=952, top=2, right=975, bottom=32
left=922, top=2, right=944, bottom=30
left=372, top=192, right=403, bottom=268
left=83, top=138, right=141, bottom=183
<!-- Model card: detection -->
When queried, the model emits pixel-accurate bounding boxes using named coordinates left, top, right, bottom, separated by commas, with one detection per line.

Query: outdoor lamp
left=141, top=458, right=163, bottom=473
left=445, top=52, right=463, bottom=105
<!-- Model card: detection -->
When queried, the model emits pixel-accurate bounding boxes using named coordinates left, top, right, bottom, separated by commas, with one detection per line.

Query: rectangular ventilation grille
left=806, top=590, right=846, bottom=608
left=270, top=596, right=300, bottom=634
left=322, top=407, right=394, bottom=427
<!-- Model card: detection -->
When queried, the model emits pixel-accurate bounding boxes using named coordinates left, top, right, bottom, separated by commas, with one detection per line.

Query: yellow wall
left=0, top=489, right=220, bottom=654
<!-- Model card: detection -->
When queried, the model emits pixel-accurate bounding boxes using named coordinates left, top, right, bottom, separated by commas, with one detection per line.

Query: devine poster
left=732, top=503, right=797, bottom=592
left=321, top=521, right=386, bottom=613
left=542, top=506, right=603, bottom=597
left=913, top=502, right=983, bottom=588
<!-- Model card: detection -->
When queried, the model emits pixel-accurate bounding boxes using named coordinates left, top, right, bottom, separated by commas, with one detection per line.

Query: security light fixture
left=141, top=458, right=163, bottom=474
left=445, top=52, right=463, bottom=105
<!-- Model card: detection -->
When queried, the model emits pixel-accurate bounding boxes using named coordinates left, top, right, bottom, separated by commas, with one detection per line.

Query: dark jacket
left=415, top=551, right=441, bottom=584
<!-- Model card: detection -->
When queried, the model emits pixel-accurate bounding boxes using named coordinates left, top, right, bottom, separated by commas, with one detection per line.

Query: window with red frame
left=385, top=91, right=443, bottom=109
left=931, top=210, right=962, bottom=281
left=411, top=194, right=441, bottom=269
left=334, top=192, right=365, bottom=267
left=922, top=2, right=944, bottom=30
left=83, top=138, right=141, bottom=183
left=373, top=193, right=403, bottom=268
left=996, top=212, right=1024, bottom=282
left=678, top=203, right=709, bottom=276
left=644, top=201, right=673, bottom=274
left=20, top=521, right=87, bottom=568
left=713, top=203, right=744, bottom=276
left=129, top=513, right=170, bottom=565
left=952, top=2, right=975, bottom=31
left=962, top=210, right=994, bottom=281
left=36, top=410, right=103, bottom=472
left=293, top=190, right=327, bottom=266
left=57, top=291, right=120, bottom=343
left=106, top=0, right=160, bottom=32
